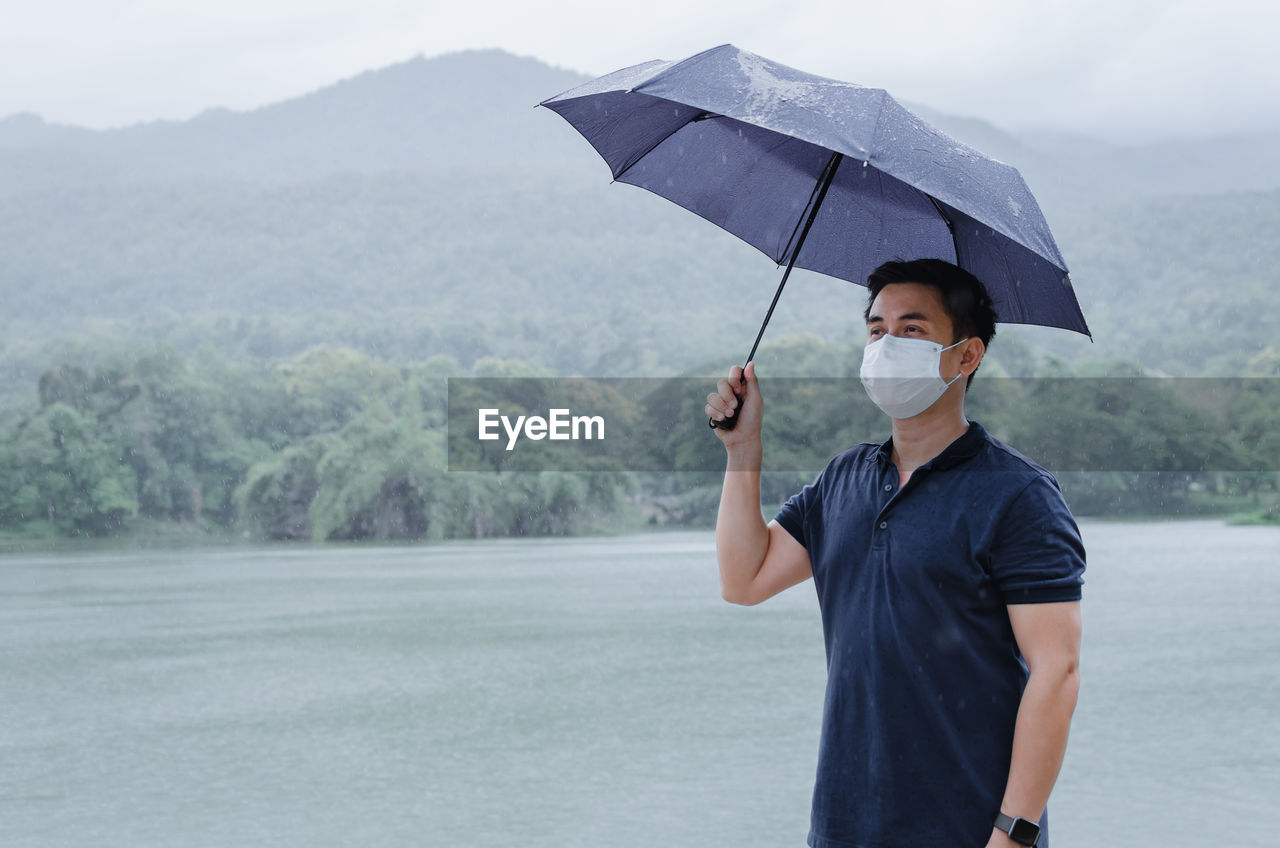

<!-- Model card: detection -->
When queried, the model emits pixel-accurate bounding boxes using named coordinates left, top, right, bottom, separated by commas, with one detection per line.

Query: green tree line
left=0, top=345, right=629, bottom=540
left=1, top=339, right=1277, bottom=541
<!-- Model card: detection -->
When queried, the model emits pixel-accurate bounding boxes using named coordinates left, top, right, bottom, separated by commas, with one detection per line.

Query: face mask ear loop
left=941, top=338, right=970, bottom=387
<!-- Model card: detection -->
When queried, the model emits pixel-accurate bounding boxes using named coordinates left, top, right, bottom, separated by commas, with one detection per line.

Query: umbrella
left=539, top=44, right=1089, bottom=427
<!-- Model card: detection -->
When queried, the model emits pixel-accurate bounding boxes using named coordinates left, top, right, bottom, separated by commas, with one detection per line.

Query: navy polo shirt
left=774, top=420, right=1084, bottom=848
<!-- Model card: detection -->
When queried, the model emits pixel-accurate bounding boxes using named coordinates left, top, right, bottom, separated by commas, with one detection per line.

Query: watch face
left=1009, top=817, right=1040, bottom=845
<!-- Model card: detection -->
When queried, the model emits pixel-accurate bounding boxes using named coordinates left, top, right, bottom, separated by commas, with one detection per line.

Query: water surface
left=3, top=521, right=1277, bottom=846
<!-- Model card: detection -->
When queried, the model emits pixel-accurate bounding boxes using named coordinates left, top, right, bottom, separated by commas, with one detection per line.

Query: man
left=706, top=259, right=1084, bottom=848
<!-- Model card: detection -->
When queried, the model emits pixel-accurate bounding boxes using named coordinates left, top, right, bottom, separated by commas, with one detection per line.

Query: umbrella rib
left=927, top=194, right=961, bottom=264
left=612, top=111, right=721, bottom=183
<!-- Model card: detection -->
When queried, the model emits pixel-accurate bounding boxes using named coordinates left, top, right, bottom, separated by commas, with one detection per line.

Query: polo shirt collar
left=869, top=419, right=987, bottom=471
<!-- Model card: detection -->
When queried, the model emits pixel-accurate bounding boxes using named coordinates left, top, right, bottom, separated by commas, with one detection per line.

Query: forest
left=1, top=337, right=1275, bottom=541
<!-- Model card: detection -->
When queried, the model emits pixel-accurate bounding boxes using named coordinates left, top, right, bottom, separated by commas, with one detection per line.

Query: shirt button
left=883, top=484, right=892, bottom=491
left=879, top=521, right=888, bottom=529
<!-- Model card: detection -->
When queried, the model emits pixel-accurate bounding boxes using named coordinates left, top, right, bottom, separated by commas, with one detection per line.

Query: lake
left=3, top=520, right=1277, bottom=846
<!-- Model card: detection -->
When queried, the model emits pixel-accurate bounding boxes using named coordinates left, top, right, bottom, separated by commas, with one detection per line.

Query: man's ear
left=960, top=338, right=986, bottom=376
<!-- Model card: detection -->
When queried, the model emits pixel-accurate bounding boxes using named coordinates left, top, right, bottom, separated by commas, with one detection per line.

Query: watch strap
left=993, top=812, right=1041, bottom=846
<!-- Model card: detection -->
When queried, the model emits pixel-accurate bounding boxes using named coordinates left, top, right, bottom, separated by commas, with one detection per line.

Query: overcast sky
left=2, top=0, right=1276, bottom=143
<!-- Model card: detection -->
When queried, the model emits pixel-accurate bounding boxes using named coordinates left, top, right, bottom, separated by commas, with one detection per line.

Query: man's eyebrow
left=866, top=311, right=932, bottom=324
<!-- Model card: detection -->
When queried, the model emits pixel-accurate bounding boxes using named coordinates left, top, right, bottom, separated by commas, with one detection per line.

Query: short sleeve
left=988, top=473, right=1086, bottom=604
left=774, top=474, right=821, bottom=549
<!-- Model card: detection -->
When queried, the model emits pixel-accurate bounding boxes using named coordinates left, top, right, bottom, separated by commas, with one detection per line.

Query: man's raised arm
left=706, top=363, right=812, bottom=605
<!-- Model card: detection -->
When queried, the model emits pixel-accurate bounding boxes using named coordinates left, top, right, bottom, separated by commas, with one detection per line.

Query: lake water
left=3, top=520, right=1278, bottom=847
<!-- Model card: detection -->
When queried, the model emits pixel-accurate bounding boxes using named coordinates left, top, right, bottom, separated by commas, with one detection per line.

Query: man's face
left=865, top=282, right=957, bottom=346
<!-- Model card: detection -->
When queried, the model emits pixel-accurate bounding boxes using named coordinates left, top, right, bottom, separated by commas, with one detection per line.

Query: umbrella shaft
left=743, top=151, right=844, bottom=368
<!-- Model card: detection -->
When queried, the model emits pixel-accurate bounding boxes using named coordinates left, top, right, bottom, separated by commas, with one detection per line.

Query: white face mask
left=859, top=334, right=969, bottom=419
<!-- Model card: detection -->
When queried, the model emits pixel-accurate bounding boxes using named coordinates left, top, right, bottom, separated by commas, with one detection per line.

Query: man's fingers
left=728, top=364, right=745, bottom=394
left=715, top=379, right=738, bottom=412
left=708, top=363, right=760, bottom=434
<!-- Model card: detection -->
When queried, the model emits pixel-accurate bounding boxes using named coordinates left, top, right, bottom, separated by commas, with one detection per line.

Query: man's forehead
left=866, top=282, right=946, bottom=321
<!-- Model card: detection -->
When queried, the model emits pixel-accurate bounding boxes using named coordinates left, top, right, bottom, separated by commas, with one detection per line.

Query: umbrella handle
left=708, top=388, right=743, bottom=430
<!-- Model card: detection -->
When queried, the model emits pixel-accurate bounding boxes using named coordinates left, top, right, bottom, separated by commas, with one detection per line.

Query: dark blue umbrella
left=540, top=45, right=1090, bottom=424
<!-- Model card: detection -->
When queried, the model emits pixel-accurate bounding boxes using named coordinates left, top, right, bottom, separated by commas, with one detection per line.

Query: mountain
left=0, top=50, right=594, bottom=188
left=5, top=49, right=1280, bottom=199
left=906, top=105, right=1280, bottom=207
left=1, top=48, right=1278, bottom=401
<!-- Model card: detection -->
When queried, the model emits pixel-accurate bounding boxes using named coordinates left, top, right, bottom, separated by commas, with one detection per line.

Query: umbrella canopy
left=540, top=44, right=1090, bottom=339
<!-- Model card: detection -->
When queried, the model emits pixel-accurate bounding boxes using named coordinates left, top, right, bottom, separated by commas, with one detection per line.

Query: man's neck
left=889, top=402, right=971, bottom=480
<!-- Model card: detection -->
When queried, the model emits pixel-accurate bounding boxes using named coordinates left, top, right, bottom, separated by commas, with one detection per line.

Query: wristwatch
left=993, top=811, right=1041, bottom=846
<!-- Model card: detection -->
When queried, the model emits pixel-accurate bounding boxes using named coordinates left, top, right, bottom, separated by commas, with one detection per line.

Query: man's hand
left=706, top=362, right=763, bottom=449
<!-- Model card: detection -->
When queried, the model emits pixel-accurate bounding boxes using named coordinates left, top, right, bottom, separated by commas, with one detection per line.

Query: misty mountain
left=4, top=48, right=1279, bottom=200
left=0, top=50, right=593, bottom=187
left=905, top=105, right=1280, bottom=206
left=2, top=48, right=1278, bottom=408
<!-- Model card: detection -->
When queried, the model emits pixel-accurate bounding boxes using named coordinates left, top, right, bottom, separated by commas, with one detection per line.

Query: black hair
left=863, top=258, right=997, bottom=388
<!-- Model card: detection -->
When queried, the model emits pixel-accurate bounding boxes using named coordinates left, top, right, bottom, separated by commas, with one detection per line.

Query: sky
left=2, top=0, right=1277, bottom=143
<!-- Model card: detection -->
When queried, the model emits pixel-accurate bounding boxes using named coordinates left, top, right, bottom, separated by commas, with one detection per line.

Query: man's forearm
left=716, top=440, right=768, bottom=600
left=990, top=662, right=1080, bottom=843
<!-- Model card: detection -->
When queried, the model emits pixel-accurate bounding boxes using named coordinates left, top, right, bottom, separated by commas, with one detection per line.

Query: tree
left=0, top=403, right=136, bottom=535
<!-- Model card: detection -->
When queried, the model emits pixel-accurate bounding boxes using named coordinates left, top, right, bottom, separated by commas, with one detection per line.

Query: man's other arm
left=986, top=600, right=1082, bottom=848
left=706, top=362, right=812, bottom=606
